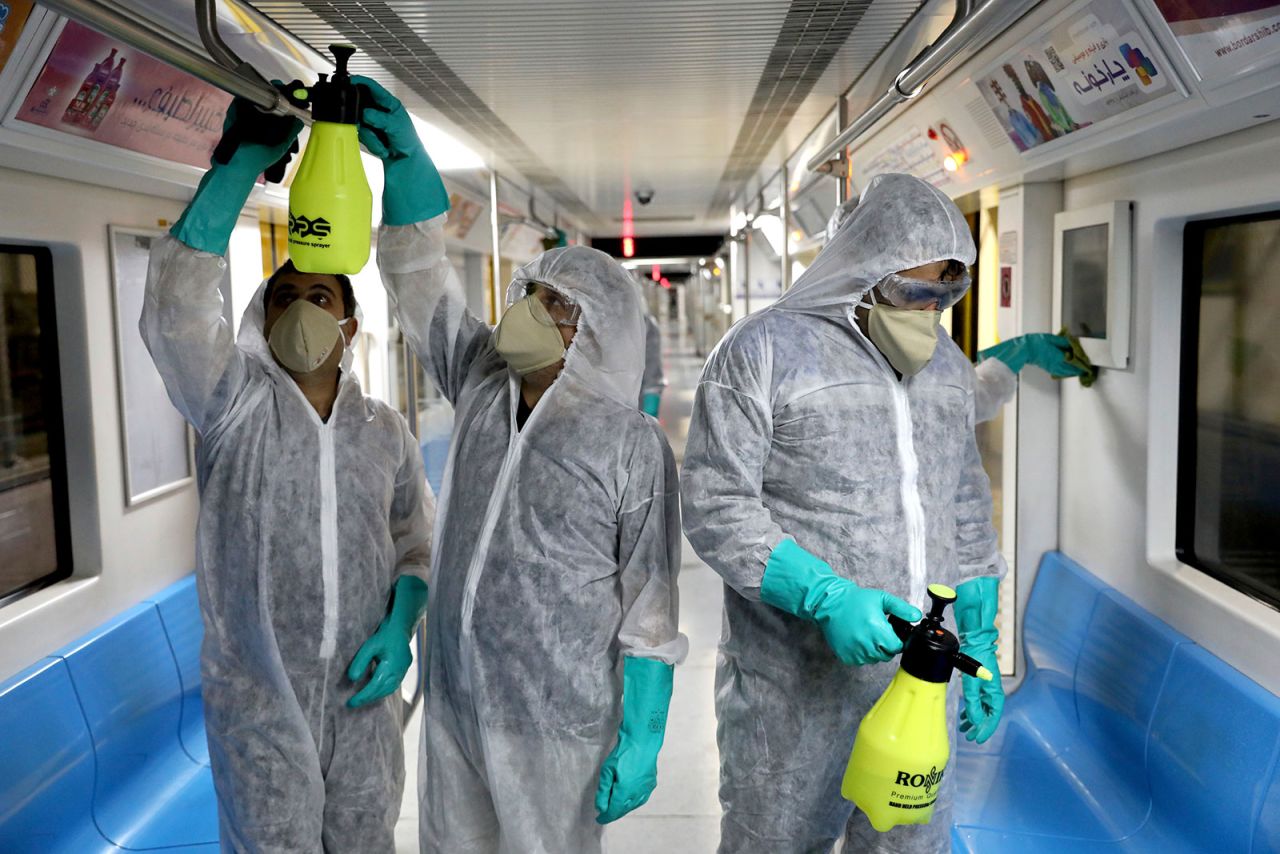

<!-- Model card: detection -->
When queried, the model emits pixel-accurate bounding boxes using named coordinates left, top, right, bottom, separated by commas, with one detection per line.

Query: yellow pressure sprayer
left=288, top=44, right=373, bottom=274
left=842, top=583, right=993, bottom=832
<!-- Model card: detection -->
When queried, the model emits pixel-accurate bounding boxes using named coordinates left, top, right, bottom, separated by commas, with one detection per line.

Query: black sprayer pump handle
left=330, top=44, right=356, bottom=78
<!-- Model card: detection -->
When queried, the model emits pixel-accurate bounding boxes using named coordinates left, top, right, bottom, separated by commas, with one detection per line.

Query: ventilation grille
left=964, top=92, right=1014, bottom=152
left=256, top=0, right=598, bottom=225
left=707, top=0, right=926, bottom=214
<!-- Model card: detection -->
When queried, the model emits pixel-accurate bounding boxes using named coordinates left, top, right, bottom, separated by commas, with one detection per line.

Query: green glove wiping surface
left=347, top=575, right=429, bottom=709
left=595, top=656, right=674, bottom=824
left=954, top=576, right=1004, bottom=743
left=761, top=539, right=921, bottom=666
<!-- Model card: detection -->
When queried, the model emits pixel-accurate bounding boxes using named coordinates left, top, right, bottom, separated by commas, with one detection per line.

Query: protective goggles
left=876, top=264, right=971, bottom=311
left=506, top=280, right=582, bottom=327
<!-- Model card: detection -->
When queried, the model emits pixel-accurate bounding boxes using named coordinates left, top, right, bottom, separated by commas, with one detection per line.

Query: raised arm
left=140, top=98, right=301, bottom=433
left=355, top=76, right=497, bottom=405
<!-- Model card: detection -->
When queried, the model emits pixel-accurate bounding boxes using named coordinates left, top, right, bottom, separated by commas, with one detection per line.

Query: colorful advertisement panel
left=0, top=0, right=36, bottom=78
left=1152, top=0, right=1280, bottom=84
left=15, top=20, right=232, bottom=168
left=976, top=0, right=1175, bottom=154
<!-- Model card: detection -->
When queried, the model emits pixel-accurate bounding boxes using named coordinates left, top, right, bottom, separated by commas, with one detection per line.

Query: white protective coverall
left=140, top=236, right=433, bottom=853
left=375, top=219, right=687, bottom=854
left=641, top=313, right=666, bottom=406
left=681, top=173, right=1005, bottom=853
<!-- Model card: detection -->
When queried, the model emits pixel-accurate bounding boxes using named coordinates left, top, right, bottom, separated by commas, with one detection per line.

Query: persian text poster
left=15, top=20, right=232, bottom=168
left=976, top=0, right=1175, bottom=154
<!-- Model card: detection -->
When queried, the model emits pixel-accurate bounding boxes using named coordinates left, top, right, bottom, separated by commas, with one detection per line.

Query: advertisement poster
left=15, top=20, right=232, bottom=168
left=1152, top=0, right=1280, bottom=83
left=0, top=0, right=36, bottom=77
left=976, top=0, right=1174, bottom=154
left=445, top=192, right=485, bottom=240
left=862, top=127, right=951, bottom=188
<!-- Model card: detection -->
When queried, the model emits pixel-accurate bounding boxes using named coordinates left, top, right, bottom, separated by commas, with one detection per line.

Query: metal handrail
left=806, top=0, right=1031, bottom=172
left=38, top=0, right=310, bottom=122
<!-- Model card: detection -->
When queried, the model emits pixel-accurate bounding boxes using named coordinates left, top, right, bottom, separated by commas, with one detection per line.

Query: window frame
left=1176, top=209, right=1280, bottom=611
left=0, top=243, right=73, bottom=608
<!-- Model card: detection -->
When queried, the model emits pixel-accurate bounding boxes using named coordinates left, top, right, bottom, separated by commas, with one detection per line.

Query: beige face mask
left=268, top=299, right=350, bottom=374
left=866, top=301, right=941, bottom=377
left=493, top=295, right=567, bottom=375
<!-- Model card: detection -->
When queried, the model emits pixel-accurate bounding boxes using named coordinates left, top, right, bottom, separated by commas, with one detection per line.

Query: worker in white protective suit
left=824, top=197, right=1094, bottom=424
left=639, top=293, right=667, bottom=416
left=351, top=77, right=687, bottom=854
left=141, top=98, right=433, bottom=852
left=682, top=172, right=1007, bottom=853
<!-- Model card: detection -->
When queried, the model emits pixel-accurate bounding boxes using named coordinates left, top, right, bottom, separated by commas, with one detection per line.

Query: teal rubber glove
left=347, top=575, right=429, bottom=708
left=954, top=576, right=1004, bottom=743
left=978, top=333, right=1087, bottom=379
left=349, top=76, right=450, bottom=226
left=595, top=656, right=674, bottom=824
left=761, top=539, right=921, bottom=666
left=641, top=392, right=661, bottom=417
left=170, top=96, right=302, bottom=256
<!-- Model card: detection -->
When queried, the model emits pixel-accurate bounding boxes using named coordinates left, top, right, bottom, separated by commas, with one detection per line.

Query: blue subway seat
left=149, top=576, right=210, bottom=766
left=0, top=658, right=110, bottom=853
left=56, top=598, right=219, bottom=850
left=0, top=576, right=218, bottom=852
left=953, top=552, right=1280, bottom=853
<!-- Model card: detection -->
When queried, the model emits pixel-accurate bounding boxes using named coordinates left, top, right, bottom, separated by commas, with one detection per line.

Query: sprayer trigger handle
left=887, top=614, right=915, bottom=643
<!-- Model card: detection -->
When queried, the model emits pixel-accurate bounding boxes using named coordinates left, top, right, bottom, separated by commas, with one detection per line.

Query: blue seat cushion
left=150, top=576, right=210, bottom=766
left=58, top=602, right=218, bottom=849
left=1146, top=644, right=1280, bottom=854
left=0, top=658, right=111, bottom=853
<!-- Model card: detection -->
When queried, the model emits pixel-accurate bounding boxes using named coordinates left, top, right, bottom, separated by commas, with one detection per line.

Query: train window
left=1178, top=212, right=1280, bottom=610
left=0, top=245, right=72, bottom=606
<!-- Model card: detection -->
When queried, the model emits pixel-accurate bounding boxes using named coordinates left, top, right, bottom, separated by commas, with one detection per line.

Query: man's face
left=516, top=283, right=578, bottom=387
left=263, top=270, right=357, bottom=343
left=527, top=283, right=578, bottom=350
left=879, top=260, right=966, bottom=310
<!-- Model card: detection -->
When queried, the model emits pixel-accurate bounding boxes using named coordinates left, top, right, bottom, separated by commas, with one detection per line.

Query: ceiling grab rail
left=806, top=0, right=1035, bottom=174
left=37, top=0, right=311, bottom=123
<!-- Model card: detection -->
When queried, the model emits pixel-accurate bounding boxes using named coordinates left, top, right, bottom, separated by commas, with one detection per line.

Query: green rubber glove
left=170, top=96, right=302, bottom=256
left=641, top=392, right=661, bottom=417
left=347, top=575, right=429, bottom=708
left=595, top=656, right=674, bottom=824
left=954, top=576, right=1004, bottom=743
left=978, top=333, right=1089, bottom=379
left=349, top=76, right=450, bottom=226
left=761, top=539, right=921, bottom=666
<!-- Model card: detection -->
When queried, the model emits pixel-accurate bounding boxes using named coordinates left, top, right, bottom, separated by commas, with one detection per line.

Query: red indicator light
left=622, top=237, right=634, bottom=258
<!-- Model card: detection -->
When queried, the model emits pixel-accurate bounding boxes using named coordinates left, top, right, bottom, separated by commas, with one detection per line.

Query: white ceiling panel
left=252, top=0, right=927, bottom=235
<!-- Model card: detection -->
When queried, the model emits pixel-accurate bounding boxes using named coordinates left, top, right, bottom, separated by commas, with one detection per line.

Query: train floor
left=394, top=316, right=725, bottom=852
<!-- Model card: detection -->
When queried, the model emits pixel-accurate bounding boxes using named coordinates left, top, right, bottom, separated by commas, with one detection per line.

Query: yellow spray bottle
left=288, top=44, right=373, bottom=275
left=842, top=583, right=993, bottom=832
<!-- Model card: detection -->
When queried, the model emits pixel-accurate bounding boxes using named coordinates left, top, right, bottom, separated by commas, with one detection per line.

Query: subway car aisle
left=396, top=319, right=725, bottom=852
